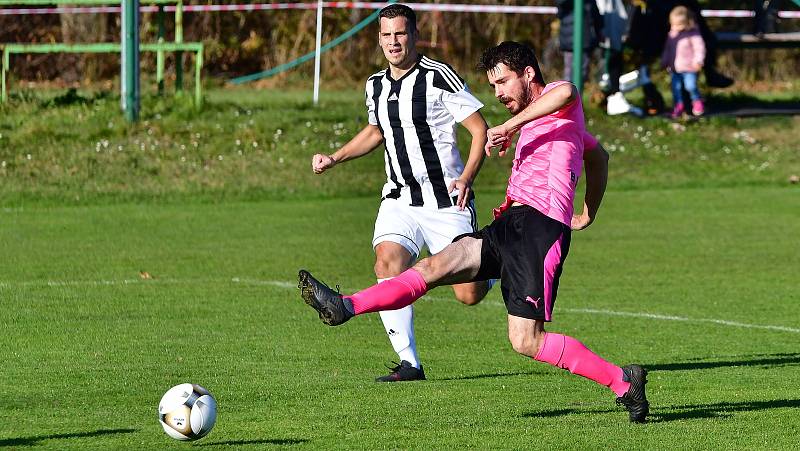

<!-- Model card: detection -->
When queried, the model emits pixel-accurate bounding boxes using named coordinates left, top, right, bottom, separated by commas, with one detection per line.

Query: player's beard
left=505, top=83, right=533, bottom=115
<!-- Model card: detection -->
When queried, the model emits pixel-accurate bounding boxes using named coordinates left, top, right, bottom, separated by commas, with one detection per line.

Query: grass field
left=2, top=185, right=799, bottom=449
left=1, top=87, right=800, bottom=448
left=1, top=86, right=799, bottom=204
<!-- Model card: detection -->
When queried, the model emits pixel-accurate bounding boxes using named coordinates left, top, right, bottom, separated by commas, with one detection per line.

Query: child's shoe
left=670, top=102, right=685, bottom=119
left=691, top=99, right=705, bottom=116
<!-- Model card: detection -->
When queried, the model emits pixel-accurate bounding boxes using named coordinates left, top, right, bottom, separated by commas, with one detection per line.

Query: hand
left=311, top=153, right=336, bottom=174
left=571, top=211, right=593, bottom=231
left=448, top=178, right=472, bottom=210
left=485, top=124, right=515, bottom=157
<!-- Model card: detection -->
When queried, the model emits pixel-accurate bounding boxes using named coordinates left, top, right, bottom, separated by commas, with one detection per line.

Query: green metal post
left=572, top=0, right=584, bottom=96
left=194, top=47, right=202, bottom=108
left=122, top=0, right=140, bottom=121
left=1, top=48, right=8, bottom=103
left=175, top=0, right=183, bottom=92
left=156, top=4, right=165, bottom=95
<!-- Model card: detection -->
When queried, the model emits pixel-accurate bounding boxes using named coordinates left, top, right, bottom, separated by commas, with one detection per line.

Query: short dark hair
left=478, top=41, right=545, bottom=85
left=378, top=4, right=417, bottom=32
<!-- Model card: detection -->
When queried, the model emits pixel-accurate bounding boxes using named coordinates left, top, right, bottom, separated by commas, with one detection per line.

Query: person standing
left=299, top=41, right=649, bottom=423
left=557, top=0, right=603, bottom=89
left=661, top=5, right=706, bottom=117
left=596, top=0, right=646, bottom=116
left=627, top=0, right=733, bottom=88
left=309, top=4, right=492, bottom=382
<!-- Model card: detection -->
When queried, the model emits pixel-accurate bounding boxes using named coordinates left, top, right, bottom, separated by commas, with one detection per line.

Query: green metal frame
left=1, top=42, right=203, bottom=105
left=0, top=0, right=197, bottom=105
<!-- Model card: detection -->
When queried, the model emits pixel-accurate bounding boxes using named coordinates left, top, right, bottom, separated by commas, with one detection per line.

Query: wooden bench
left=0, top=0, right=203, bottom=105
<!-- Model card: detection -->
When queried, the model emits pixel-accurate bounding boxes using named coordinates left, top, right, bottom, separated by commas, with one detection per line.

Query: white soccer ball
left=158, top=383, right=217, bottom=441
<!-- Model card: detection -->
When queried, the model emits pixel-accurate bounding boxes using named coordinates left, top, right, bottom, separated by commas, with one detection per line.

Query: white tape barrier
left=1, top=2, right=799, bottom=18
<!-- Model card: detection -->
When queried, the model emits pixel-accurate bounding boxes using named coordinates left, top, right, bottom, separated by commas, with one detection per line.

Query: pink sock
left=534, top=332, right=630, bottom=397
left=348, top=269, right=428, bottom=315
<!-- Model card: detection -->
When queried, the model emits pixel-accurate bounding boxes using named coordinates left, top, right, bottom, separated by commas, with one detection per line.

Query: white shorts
left=372, top=198, right=478, bottom=258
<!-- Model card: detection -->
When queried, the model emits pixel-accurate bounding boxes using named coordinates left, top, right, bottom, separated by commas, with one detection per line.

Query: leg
left=356, top=237, right=485, bottom=314
left=412, top=237, right=483, bottom=288
left=754, top=0, right=767, bottom=34
left=452, top=280, right=491, bottom=306
left=764, top=0, right=782, bottom=34
left=374, top=242, right=415, bottom=279
left=682, top=72, right=700, bottom=101
left=373, top=242, right=424, bottom=378
left=416, top=200, right=493, bottom=307
left=683, top=72, right=704, bottom=116
left=507, top=315, right=650, bottom=423
left=298, top=237, right=484, bottom=324
left=670, top=72, right=685, bottom=117
left=670, top=72, right=684, bottom=106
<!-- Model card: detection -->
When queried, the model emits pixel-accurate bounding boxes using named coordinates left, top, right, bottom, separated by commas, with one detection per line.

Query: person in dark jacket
left=557, top=0, right=604, bottom=89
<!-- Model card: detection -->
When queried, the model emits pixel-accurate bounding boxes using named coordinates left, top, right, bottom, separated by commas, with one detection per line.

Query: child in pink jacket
left=661, top=6, right=706, bottom=117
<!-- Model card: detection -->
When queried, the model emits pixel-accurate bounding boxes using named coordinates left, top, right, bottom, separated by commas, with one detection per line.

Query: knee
left=374, top=253, right=411, bottom=278
left=456, top=292, right=481, bottom=306
left=373, top=258, right=396, bottom=278
left=508, top=331, right=542, bottom=359
left=453, top=282, right=488, bottom=306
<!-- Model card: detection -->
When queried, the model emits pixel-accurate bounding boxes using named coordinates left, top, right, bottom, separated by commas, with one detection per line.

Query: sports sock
left=348, top=269, right=428, bottom=315
left=377, top=279, right=419, bottom=368
left=534, top=332, right=630, bottom=397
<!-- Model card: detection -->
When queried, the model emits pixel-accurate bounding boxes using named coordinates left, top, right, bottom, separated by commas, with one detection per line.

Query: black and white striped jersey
left=365, top=55, right=483, bottom=209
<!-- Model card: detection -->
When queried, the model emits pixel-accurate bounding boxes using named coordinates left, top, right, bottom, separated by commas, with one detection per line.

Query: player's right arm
left=311, top=124, right=383, bottom=174
left=486, top=82, right=577, bottom=154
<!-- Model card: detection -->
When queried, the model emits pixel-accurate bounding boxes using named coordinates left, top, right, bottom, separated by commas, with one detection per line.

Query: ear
left=524, top=66, right=537, bottom=83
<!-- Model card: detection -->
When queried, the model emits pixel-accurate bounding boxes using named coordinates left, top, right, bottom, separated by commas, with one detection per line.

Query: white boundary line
left=2, top=277, right=798, bottom=334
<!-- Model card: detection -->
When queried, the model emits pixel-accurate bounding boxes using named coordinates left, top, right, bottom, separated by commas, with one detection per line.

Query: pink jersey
left=494, top=81, right=598, bottom=226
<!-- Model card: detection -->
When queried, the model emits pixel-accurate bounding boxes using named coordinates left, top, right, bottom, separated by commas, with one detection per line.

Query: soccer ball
left=158, top=383, right=217, bottom=441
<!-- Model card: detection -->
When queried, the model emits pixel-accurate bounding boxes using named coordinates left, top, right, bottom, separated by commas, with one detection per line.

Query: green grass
left=1, top=87, right=799, bottom=448
left=1, top=186, right=799, bottom=449
left=0, top=87, right=798, bottom=205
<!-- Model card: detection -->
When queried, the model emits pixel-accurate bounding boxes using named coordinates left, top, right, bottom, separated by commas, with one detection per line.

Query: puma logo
left=525, top=296, right=541, bottom=309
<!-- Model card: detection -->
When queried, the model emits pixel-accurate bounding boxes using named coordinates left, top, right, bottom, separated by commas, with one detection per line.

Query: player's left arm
left=450, top=111, right=488, bottom=210
left=572, top=140, right=609, bottom=231
left=486, top=82, right=578, bottom=154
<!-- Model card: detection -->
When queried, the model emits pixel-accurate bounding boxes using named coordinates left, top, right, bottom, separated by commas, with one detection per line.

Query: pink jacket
left=661, top=29, right=706, bottom=73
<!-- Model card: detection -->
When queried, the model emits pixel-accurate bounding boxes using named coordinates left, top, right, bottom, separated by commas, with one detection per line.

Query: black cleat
left=375, top=360, right=426, bottom=382
left=298, top=270, right=353, bottom=326
left=616, top=364, right=649, bottom=423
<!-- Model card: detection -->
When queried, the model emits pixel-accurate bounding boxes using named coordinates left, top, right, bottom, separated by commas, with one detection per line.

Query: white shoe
left=606, top=92, right=642, bottom=117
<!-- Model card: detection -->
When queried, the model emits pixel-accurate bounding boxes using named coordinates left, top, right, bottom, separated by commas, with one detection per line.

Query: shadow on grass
left=0, top=428, right=137, bottom=447
left=650, top=399, right=800, bottom=422
left=198, top=438, right=309, bottom=446
left=644, top=352, right=800, bottom=371
left=522, top=399, right=800, bottom=423
left=437, top=371, right=540, bottom=381
left=705, top=93, right=800, bottom=117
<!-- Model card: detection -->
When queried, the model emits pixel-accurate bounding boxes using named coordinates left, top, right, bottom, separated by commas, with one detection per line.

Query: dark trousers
left=753, top=0, right=782, bottom=34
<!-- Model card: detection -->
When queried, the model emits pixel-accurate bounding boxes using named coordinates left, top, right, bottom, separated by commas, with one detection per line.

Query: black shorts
left=455, top=205, right=571, bottom=321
